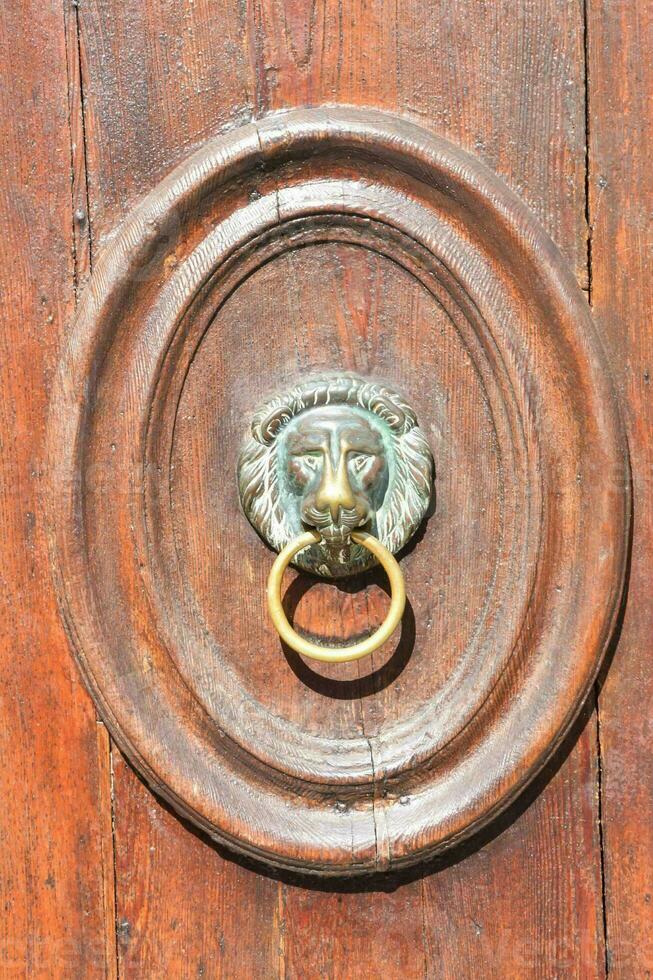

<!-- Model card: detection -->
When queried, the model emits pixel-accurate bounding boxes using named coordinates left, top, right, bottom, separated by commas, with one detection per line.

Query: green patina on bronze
left=238, top=372, right=434, bottom=578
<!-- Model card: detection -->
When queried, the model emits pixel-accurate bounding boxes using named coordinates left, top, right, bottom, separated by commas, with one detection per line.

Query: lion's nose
left=315, top=452, right=356, bottom=523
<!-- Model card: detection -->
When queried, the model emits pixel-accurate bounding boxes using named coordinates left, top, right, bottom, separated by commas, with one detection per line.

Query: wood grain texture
left=62, top=0, right=622, bottom=974
left=588, top=0, right=653, bottom=973
left=0, top=2, right=114, bottom=976
left=112, top=754, right=282, bottom=978
left=47, top=105, right=628, bottom=875
left=421, top=711, right=605, bottom=978
left=249, top=0, right=590, bottom=287
left=79, top=0, right=254, bottom=242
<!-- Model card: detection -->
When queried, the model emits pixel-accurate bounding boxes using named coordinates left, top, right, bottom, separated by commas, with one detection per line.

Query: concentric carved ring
left=47, top=107, right=629, bottom=876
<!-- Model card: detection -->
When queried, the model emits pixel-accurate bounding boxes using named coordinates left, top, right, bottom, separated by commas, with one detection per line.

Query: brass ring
left=266, top=529, right=406, bottom=663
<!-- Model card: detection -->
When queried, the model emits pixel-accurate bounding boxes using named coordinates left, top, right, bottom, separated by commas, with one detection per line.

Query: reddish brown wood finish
left=71, top=0, right=615, bottom=973
left=47, top=104, right=628, bottom=876
left=0, top=3, right=115, bottom=976
left=589, top=0, right=653, bottom=973
left=112, top=754, right=282, bottom=978
left=1, top=0, right=649, bottom=976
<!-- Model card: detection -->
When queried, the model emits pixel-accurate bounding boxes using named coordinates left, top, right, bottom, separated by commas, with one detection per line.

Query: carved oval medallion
left=47, top=107, right=629, bottom=875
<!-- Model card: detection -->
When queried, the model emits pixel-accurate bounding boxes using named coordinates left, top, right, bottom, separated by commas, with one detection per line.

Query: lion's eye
left=350, top=452, right=374, bottom=473
left=294, top=453, right=320, bottom=472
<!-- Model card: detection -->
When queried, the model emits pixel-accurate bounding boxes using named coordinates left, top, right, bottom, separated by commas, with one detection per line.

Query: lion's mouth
left=302, top=505, right=371, bottom=548
left=319, top=525, right=357, bottom=546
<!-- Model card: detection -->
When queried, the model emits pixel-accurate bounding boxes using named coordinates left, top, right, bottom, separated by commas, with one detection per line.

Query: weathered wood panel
left=69, top=0, right=606, bottom=974
left=0, top=2, right=114, bottom=976
left=75, top=3, right=286, bottom=975
left=589, top=0, right=653, bottom=973
left=113, top=755, right=282, bottom=978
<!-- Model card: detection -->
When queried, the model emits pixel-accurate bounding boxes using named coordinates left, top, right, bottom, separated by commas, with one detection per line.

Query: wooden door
left=1, top=1, right=650, bottom=977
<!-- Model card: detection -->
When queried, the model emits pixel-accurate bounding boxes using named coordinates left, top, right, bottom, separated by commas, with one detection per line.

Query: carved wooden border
left=47, top=107, right=629, bottom=875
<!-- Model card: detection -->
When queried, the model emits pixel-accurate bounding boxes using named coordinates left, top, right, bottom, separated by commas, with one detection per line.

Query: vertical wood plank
left=79, top=0, right=254, bottom=238
left=588, top=0, right=653, bottom=973
left=76, top=4, right=283, bottom=977
left=421, top=712, right=604, bottom=978
left=0, top=2, right=114, bottom=976
left=281, top=882, right=426, bottom=980
left=74, top=0, right=605, bottom=976
left=112, top=755, right=281, bottom=979
left=248, top=0, right=589, bottom=286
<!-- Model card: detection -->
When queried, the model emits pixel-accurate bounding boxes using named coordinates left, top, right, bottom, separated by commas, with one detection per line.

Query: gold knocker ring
left=267, top=529, right=406, bottom=663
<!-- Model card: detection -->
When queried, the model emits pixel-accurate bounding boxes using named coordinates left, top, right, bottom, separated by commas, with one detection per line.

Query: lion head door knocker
left=238, top=373, right=434, bottom=663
